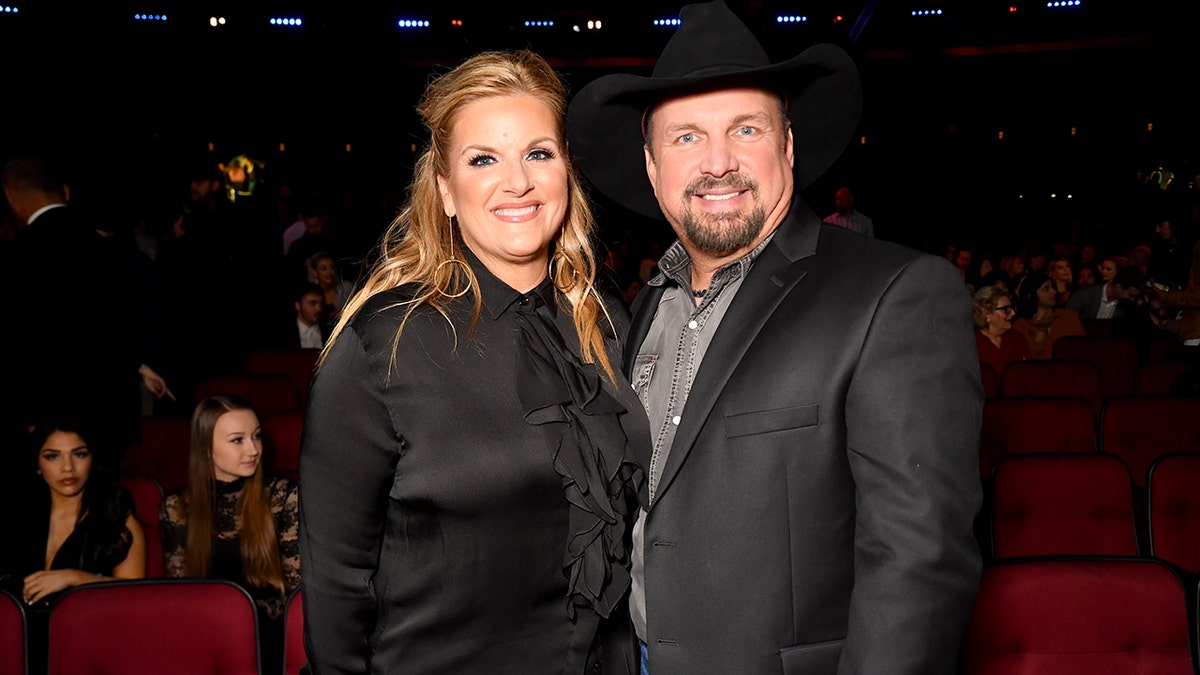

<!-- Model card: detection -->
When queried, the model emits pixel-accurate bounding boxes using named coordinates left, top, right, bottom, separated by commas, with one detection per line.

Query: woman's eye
left=467, top=154, right=496, bottom=167
left=527, top=148, right=556, bottom=161
left=73, top=451, right=90, bottom=460
left=42, top=453, right=58, bottom=461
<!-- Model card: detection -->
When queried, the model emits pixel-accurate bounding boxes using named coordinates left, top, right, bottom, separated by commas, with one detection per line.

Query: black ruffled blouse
left=298, top=249, right=649, bottom=675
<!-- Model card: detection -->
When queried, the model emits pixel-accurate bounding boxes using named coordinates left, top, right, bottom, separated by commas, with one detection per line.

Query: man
left=1, top=156, right=146, bottom=469
left=1067, top=265, right=1145, bottom=320
left=822, top=185, right=874, bottom=237
left=566, top=2, right=982, bottom=673
left=288, top=282, right=328, bottom=350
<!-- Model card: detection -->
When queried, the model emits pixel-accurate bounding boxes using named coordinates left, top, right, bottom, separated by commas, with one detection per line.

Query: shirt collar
left=26, top=202, right=67, bottom=226
left=647, top=230, right=776, bottom=292
left=463, top=243, right=557, bottom=320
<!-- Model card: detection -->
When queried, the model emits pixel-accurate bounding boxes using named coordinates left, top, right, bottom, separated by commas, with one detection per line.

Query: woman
left=298, top=50, right=648, bottom=674
left=1, top=420, right=146, bottom=606
left=974, top=282, right=1032, bottom=378
left=1012, top=271, right=1086, bottom=359
left=307, top=250, right=355, bottom=323
left=159, top=395, right=299, bottom=623
left=1047, top=255, right=1075, bottom=308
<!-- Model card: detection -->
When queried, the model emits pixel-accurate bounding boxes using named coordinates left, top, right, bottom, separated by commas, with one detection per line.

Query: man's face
left=644, top=87, right=794, bottom=260
left=296, top=292, right=323, bottom=326
left=955, top=250, right=972, bottom=271
left=1155, top=221, right=1172, bottom=240
left=301, top=214, right=325, bottom=235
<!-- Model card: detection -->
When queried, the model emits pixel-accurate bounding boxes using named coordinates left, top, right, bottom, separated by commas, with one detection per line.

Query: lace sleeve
left=270, top=477, right=301, bottom=594
left=158, top=493, right=188, bottom=578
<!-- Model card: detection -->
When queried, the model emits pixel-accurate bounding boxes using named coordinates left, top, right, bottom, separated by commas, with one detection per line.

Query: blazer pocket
left=724, top=403, right=819, bottom=439
left=780, top=638, right=844, bottom=674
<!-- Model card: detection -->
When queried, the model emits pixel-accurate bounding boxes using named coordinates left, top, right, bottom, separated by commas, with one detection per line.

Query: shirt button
left=672, top=416, right=681, bottom=425
left=518, top=296, right=531, bottom=306
left=687, top=320, right=698, bottom=329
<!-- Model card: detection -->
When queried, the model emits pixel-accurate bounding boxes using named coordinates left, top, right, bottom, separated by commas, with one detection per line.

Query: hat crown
left=652, top=1, right=771, bottom=80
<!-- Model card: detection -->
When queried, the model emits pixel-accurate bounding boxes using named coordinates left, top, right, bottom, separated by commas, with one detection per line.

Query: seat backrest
left=244, top=348, right=320, bottom=408
left=117, top=474, right=166, bottom=578
left=284, top=587, right=306, bottom=675
left=194, top=373, right=301, bottom=416
left=990, top=453, right=1137, bottom=559
left=263, top=411, right=305, bottom=482
left=0, top=589, right=25, bottom=675
left=964, top=558, right=1194, bottom=675
left=47, top=579, right=259, bottom=675
left=979, top=361, right=999, bottom=399
left=1052, top=335, right=1139, bottom=401
left=980, top=397, right=1096, bottom=480
left=1135, top=360, right=1193, bottom=396
left=1148, top=453, right=1200, bottom=574
left=1101, top=396, right=1200, bottom=488
left=1000, top=359, right=1103, bottom=420
left=121, top=416, right=191, bottom=493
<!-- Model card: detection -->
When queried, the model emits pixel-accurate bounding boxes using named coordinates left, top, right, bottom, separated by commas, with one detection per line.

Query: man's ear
left=436, top=175, right=455, bottom=218
left=644, top=145, right=657, bottom=192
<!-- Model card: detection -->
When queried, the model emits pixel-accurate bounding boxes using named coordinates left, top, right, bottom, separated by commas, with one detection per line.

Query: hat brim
left=567, top=43, right=862, bottom=221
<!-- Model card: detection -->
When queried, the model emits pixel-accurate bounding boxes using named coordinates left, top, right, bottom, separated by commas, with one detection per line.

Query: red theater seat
left=122, top=416, right=191, bottom=493
left=47, top=579, right=259, bottom=675
left=117, top=474, right=166, bottom=578
left=1052, top=335, right=1139, bottom=401
left=1101, top=396, right=1200, bottom=488
left=1000, top=359, right=1103, bottom=420
left=0, top=589, right=25, bottom=675
left=990, top=453, right=1137, bottom=559
left=284, top=588, right=306, bottom=675
left=979, top=397, right=1096, bottom=480
left=1135, top=360, right=1192, bottom=396
left=1148, top=453, right=1200, bottom=575
left=194, top=373, right=301, bottom=416
left=979, top=361, right=999, bottom=399
left=244, top=348, right=320, bottom=408
left=964, top=558, right=1194, bottom=675
left=263, top=411, right=305, bottom=482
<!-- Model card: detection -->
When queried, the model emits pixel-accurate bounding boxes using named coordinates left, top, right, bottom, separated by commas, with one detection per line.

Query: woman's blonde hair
left=972, top=282, right=1012, bottom=329
left=184, top=395, right=284, bottom=594
left=320, top=50, right=615, bottom=380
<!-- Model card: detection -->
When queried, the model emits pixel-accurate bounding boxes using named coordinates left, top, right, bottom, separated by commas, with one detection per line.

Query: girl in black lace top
left=158, top=395, right=300, bottom=621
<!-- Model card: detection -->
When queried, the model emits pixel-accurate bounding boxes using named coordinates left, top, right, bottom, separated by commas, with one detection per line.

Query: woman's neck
left=1034, top=306, right=1055, bottom=322
left=49, top=490, right=83, bottom=517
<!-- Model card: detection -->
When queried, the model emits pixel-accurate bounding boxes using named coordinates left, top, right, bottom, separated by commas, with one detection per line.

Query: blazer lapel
left=650, top=202, right=822, bottom=507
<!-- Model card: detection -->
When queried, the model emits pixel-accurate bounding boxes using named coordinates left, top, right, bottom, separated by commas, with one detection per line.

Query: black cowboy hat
left=566, top=0, right=862, bottom=221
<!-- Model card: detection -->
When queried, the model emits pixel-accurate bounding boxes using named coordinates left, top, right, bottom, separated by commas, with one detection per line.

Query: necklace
left=692, top=288, right=708, bottom=298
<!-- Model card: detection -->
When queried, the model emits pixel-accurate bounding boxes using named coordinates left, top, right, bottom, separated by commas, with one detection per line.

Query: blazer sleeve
left=299, top=326, right=400, bottom=674
left=840, top=255, right=984, bottom=675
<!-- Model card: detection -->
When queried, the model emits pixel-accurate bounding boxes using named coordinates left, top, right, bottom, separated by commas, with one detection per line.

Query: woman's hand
left=139, top=364, right=177, bottom=400
left=23, top=569, right=90, bottom=604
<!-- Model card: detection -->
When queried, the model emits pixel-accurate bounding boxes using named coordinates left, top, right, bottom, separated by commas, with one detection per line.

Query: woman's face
left=1050, top=259, right=1072, bottom=282
left=436, top=93, right=568, bottom=288
left=988, top=296, right=1016, bottom=334
left=1099, top=259, right=1118, bottom=282
left=38, top=431, right=92, bottom=499
left=314, top=258, right=336, bottom=286
left=209, top=409, right=263, bottom=482
left=1077, top=267, right=1096, bottom=287
left=1037, top=279, right=1057, bottom=307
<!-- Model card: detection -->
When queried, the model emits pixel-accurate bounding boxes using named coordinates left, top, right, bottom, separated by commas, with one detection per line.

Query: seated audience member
left=1, top=419, right=147, bottom=603
left=1012, top=271, right=1085, bottom=359
left=159, top=394, right=299, bottom=659
left=1067, top=266, right=1145, bottom=321
left=1046, top=255, right=1074, bottom=308
left=307, top=250, right=355, bottom=324
left=974, top=283, right=1031, bottom=377
left=1075, top=264, right=1098, bottom=289
left=286, top=282, right=328, bottom=350
left=0, top=420, right=146, bottom=672
left=1097, top=256, right=1121, bottom=284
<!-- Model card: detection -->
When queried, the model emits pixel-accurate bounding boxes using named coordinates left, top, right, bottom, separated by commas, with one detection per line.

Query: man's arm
left=840, top=254, right=984, bottom=675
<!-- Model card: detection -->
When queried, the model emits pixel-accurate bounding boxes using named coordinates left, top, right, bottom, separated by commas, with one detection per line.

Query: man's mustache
left=684, top=174, right=757, bottom=198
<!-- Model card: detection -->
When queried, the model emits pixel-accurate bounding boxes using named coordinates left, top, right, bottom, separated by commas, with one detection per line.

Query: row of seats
left=984, top=452, right=1200, bottom=574
left=0, top=580, right=307, bottom=675
left=979, top=394, right=1200, bottom=486
left=965, top=557, right=1199, bottom=674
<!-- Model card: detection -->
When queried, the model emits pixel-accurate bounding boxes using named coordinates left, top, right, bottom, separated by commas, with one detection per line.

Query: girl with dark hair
left=0, top=419, right=146, bottom=604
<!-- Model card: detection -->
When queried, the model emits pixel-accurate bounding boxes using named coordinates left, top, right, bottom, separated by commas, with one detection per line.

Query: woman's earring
left=435, top=217, right=471, bottom=299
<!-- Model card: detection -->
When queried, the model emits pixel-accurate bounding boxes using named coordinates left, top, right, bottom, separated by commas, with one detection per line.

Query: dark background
left=3, top=0, right=1198, bottom=255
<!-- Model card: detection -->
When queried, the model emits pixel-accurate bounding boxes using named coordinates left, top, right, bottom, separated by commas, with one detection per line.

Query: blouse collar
left=462, top=243, right=557, bottom=321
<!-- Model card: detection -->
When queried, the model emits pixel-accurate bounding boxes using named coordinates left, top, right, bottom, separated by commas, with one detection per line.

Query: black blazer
left=626, top=200, right=983, bottom=675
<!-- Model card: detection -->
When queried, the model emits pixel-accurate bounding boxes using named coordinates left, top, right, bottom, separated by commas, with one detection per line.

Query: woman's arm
left=158, top=495, right=187, bottom=578
left=299, top=326, right=401, bottom=674
left=273, top=478, right=301, bottom=594
left=22, top=515, right=147, bottom=603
